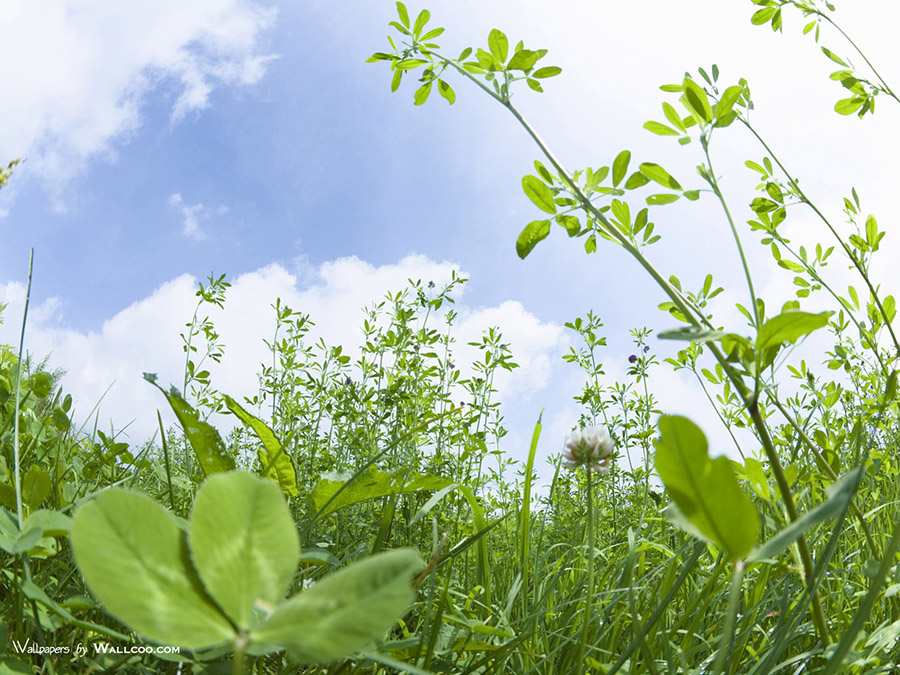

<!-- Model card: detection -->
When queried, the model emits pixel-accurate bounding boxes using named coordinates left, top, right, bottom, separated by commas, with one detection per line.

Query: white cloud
left=0, top=0, right=276, bottom=194
left=0, top=255, right=569, bottom=447
left=168, top=192, right=227, bottom=240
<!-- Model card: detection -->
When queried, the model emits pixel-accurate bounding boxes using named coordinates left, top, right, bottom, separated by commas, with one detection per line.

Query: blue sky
left=1, top=0, right=897, bottom=471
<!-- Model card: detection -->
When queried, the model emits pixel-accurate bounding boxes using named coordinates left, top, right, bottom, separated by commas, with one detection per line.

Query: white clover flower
left=563, top=426, right=613, bottom=474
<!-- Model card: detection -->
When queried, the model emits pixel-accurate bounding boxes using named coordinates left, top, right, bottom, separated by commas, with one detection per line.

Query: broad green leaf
left=26, top=372, right=53, bottom=398
left=521, top=175, right=556, bottom=214
left=643, top=121, right=679, bottom=136
left=756, top=310, right=833, bottom=351
left=190, top=472, right=299, bottom=630
left=556, top=214, right=580, bottom=236
left=507, top=49, right=539, bottom=71
left=516, top=219, right=551, bottom=258
left=655, top=416, right=758, bottom=560
left=532, top=66, right=561, bottom=79
left=640, top=162, right=682, bottom=190
left=71, top=489, right=234, bottom=648
left=223, top=395, right=298, bottom=497
left=612, top=150, right=631, bottom=188
left=413, top=82, right=432, bottom=105
left=312, top=467, right=453, bottom=518
left=835, top=97, right=865, bottom=115
left=22, top=465, right=51, bottom=509
left=251, top=549, right=422, bottom=663
left=751, top=7, right=776, bottom=25
left=716, top=85, right=744, bottom=120
left=144, top=374, right=235, bottom=477
left=624, top=171, right=650, bottom=190
left=682, top=78, right=713, bottom=123
left=488, top=29, right=508, bottom=64
left=23, top=509, right=71, bottom=537
left=747, top=468, right=862, bottom=563
left=437, top=79, right=455, bottom=104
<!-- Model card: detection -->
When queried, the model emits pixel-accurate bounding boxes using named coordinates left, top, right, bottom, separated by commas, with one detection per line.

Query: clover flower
left=563, top=426, right=613, bottom=474
left=643, top=345, right=650, bottom=353
left=628, top=354, right=638, bottom=363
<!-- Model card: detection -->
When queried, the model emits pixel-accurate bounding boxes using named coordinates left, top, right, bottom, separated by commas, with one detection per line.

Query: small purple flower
left=344, top=377, right=352, bottom=385
left=449, top=362, right=455, bottom=369
left=643, top=345, right=650, bottom=353
left=500, top=343, right=507, bottom=349
left=428, top=280, right=435, bottom=288
left=628, top=354, right=638, bottom=363
left=476, top=377, right=484, bottom=383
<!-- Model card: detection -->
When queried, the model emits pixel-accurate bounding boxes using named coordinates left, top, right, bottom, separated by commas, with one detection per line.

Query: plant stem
left=577, top=468, right=595, bottom=672
left=13, top=248, right=34, bottom=529
left=712, top=559, right=745, bottom=675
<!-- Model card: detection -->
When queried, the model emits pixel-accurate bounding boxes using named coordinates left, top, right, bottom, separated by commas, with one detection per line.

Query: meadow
left=2, top=1, right=900, bottom=672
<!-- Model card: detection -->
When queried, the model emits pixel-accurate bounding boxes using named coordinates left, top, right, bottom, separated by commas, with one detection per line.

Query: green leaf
left=488, top=28, right=508, bottom=64
left=657, top=326, right=724, bottom=343
left=751, top=7, right=776, bottom=25
left=821, top=46, right=849, bottom=67
left=413, top=82, right=432, bottom=105
left=437, top=79, right=456, bottom=104
left=507, top=49, right=539, bottom=71
left=747, top=468, right=862, bottom=563
left=22, top=465, right=51, bottom=509
left=23, top=509, right=71, bottom=537
left=251, top=549, right=422, bottom=663
left=682, top=78, right=713, bottom=123
left=624, top=171, right=650, bottom=190
left=420, top=26, right=444, bottom=41
left=756, top=310, right=833, bottom=351
left=189, top=472, right=299, bottom=629
left=640, top=163, right=682, bottom=190
left=516, top=219, right=551, bottom=258
left=716, top=85, right=744, bottom=120
left=71, top=489, right=234, bottom=648
left=662, top=102, right=686, bottom=131
left=556, top=214, right=580, bottom=236
left=532, top=66, right=561, bottom=79
left=395, top=58, right=427, bottom=70
left=395, top=2, right=409, bottom=28
left=412, top=9, right=430, bottom=37
left=647, top=193, right=679, bottom=206
left=612, top=150, right=631, bottom=188
left=835, top=97, right=865, bottom=115
left=655, top=416, right=759, bottom=560
left=144, top=374, right=235, bottom=477
left=643, top=121, right=679, bottom=136
left=223, top=395, right=298, bottom=497
left=312, top=467, right=453, bottom=518
left=521, top=175, right=557, bottom=214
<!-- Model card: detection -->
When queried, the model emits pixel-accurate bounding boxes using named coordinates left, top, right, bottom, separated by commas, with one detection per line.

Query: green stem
left=819, top=13, right=898, bottom=102
left=711, top=559, right=745, bottom=675
left=437, top=49, right=831, bottom=644
left=577, top=468, right=595, bottom=672
left=13, top=249, right=34, bottom=529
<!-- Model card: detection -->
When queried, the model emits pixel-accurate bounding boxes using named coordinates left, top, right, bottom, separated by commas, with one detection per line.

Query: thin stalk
left=576, top=468, right=595, bottom=672
left=437, top=50, right=830, bottom=644
left=712, top=559, right=746, bottom=675
left=818, top=13, right=898, bottom=102
left=13, top=249, right=34, bottom=528
left=741, top=120, right=900, bottom=359
left=767, top=391, right=879, bottom=557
